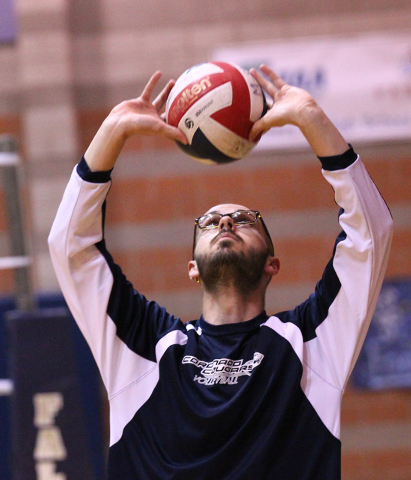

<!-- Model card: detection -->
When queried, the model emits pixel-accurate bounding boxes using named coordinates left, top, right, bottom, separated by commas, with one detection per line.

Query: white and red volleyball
left=166, top=61, right=267, bottom=165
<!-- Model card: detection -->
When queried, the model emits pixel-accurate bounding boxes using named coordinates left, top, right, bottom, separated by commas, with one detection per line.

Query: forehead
left=204, top=203, right=250, bottom=215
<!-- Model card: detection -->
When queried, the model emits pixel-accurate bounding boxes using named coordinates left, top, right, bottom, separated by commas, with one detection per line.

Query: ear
left=264, top=256, right=280, bottom=277
left=188, top=260, right=200, bottom=281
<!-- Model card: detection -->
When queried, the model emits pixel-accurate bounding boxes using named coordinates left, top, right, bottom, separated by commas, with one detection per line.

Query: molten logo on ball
left=175, top=76, right=212, bottom=112
left=166, top=62, right=267, bottom=165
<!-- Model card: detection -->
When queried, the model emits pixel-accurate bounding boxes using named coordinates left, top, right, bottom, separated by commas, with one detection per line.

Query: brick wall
left=342, top=389, right=411, bottom=480
left=1, top=0, right=411, bottom=478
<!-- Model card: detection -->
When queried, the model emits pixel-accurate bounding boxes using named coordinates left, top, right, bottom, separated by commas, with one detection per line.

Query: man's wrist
left=294, top=99, right=323, bottom=129
left=77, top=156, right=113, bottom=183
left=296, top=104, right=350, bottom=158
left=318, top=145, right=358, bottom=171
left=84, top=113, right=127, bottom=172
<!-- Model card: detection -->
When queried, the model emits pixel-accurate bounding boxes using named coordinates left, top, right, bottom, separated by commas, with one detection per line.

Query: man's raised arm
left=47, top=72, right=187, bottom=395
left=250, top=65, right=393, bottom=398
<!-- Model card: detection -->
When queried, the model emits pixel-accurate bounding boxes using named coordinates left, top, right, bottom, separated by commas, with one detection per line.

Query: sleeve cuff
left=76, top=156, right=113, bottom=183
left=318, top=145, right=358, bottom=171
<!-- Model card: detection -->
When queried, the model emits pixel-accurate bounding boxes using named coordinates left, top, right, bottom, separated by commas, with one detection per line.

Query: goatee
left=195, top=244, right=270, bottom=296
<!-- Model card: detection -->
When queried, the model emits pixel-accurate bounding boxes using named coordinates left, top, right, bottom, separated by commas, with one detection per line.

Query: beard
left=195, top=242, right=270, bottom=296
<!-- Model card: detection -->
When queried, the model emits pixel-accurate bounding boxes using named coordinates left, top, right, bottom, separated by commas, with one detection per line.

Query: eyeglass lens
left=199, top=210, right=257, bottom=229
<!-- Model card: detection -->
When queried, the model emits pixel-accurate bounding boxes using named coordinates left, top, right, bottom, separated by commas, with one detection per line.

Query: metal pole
left=0, top=135, right=35, bottom=312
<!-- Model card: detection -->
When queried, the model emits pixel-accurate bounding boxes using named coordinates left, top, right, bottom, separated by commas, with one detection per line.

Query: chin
left=218, top=239, right=236, bottom=249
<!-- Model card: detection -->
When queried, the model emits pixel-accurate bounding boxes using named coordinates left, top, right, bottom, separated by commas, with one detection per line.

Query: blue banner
left=352, top=278, right=411, bottom=389
left=0, top=0, right=17, bottom=43
left=6, top=307, right=105, bottom=480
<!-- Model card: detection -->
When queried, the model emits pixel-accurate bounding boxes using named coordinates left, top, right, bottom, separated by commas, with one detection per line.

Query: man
left=48, top=65, right=393, bottom=479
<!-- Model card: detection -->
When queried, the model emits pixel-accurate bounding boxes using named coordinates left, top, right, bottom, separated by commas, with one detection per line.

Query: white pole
left=0, top=256, right=31, bottom=270
left=0, top=379, right=14, bottom=396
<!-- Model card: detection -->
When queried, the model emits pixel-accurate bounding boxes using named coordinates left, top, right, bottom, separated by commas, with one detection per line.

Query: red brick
left=367, top=157, right=411, bottom=205
left=106, top=177, right=153, bottom=223
left=274, top=236, right=336, bottom=284
left=0, top=191, right=7, bottom=231
left=106, top=164, right=336, bottom=226
left=156, top=175, right=202, bottom=219
left=342, top=388, right=411, bottom=425
left=110, top=248, right=194, bottom=296
left=76, top=109, right=109, bottom=153
left=0, top=115, right=22, bottom=138
left=0, top=269, right=15, bottom=294
left=386, top=230, right=411, bottom=278
left=342, top=449, right=411, bottom=480
left=249, top=163, right=335, bottom=212
left=0, top=115, right=24, bottom=157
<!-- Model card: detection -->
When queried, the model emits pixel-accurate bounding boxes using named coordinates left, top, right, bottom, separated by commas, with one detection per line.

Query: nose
left=218, top=214, right=234, bottom=231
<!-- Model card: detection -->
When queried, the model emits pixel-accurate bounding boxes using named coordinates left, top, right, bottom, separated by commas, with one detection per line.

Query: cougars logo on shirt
left=182, top=352, right=264, bottom=385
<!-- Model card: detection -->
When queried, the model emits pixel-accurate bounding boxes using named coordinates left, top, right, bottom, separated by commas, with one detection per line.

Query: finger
left=141, top=71, right=162, bottom=102
left=249, top=68, right=277, bottom=99
left=159, top=123, right=188, bottom=145
left=153, top=79, right=175, bottom=112
left=259, top=64, right=287, bottom=90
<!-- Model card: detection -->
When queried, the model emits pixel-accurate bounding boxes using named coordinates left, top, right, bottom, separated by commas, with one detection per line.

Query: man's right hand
left=85, top=71, right=187, bottom=172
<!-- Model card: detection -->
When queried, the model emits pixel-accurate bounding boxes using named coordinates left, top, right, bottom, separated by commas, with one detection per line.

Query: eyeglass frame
left=192, top=209, right=274, bottom=259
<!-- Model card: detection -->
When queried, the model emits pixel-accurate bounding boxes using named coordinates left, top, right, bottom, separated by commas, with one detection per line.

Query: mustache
left=211, top=228, right=244, bottom=246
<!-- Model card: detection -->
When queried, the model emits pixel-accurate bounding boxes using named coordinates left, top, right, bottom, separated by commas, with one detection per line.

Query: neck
left=201, top=284, right=266, bottom=326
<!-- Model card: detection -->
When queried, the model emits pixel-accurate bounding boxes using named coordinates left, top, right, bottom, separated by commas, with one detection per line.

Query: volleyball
left=166, top=61, right=267, bottom=165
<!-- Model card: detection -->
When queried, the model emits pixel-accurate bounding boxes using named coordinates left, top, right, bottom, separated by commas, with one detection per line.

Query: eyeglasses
left=192, top=210, right=274, bottom=258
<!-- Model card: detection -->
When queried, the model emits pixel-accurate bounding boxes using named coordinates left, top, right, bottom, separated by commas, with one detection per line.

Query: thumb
left=250, top=106, right=290, bottom=141
left=161, top=123, right=188, bottom=145
left=249, top=117, right=270, bottom=142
